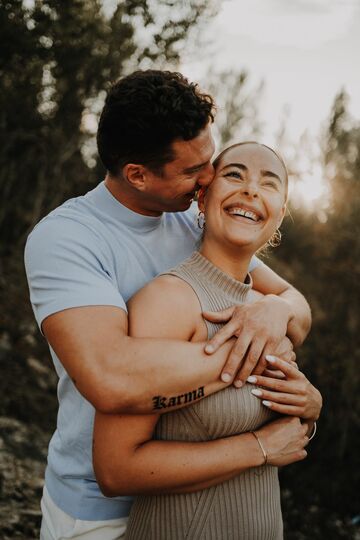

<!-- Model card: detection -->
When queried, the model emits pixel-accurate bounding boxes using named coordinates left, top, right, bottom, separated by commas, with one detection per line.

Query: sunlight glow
left=289, top=163, right=330, bottom=211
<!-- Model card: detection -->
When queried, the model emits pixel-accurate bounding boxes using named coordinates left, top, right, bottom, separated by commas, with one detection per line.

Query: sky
left=179, top=0, right=360, bottom=208
left=70, top=0, right=360, bottom=207
left=182, top=0, right=360, bottom=144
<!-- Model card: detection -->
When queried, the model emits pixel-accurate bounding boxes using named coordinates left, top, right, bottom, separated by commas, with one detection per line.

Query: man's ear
left=122, top=163, right=148, bottom=191
left=197, top=187, right=208, bottom=212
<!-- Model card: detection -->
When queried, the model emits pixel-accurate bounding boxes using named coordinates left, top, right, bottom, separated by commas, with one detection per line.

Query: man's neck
left=104, top=175, right=162, bottom=217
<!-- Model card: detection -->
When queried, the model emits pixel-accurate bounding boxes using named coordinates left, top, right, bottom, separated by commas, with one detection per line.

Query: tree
left=0, top=0, right=217, bottom=252
left=267, top=91, right=360, bottom=538
left=206, top=69, right=263, bottom=148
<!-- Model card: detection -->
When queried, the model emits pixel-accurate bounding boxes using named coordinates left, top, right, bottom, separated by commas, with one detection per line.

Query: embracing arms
left=93, top=277, right=312, bottom=496
left=41, top=261, right=310, bottom=414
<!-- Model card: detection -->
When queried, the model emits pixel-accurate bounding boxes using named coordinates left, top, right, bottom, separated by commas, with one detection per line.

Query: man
left=25, top=70, right=311, bottom=539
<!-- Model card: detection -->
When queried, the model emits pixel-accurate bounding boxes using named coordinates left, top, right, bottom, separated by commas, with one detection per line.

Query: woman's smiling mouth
left=224, top=204, right=264, bottom=223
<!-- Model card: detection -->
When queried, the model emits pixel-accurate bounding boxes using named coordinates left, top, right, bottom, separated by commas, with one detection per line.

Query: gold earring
left=197, top=211, right=205, bottom=230
left=268, top=229, right=282, bottom=247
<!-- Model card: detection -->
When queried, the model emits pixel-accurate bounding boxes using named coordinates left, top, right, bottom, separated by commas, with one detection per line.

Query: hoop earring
left=268, top=229, right=282, bottom=247
left=197, top=211, right=205, bottom=230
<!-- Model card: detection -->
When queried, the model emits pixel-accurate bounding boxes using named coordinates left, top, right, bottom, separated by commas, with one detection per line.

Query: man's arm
left=42, top=305, right=232, bottom=414
left=25, top=219, right=230, bottom=415
left=250, top=263, right=311, bottom=346
left=203, top=262, right=311, bottom=385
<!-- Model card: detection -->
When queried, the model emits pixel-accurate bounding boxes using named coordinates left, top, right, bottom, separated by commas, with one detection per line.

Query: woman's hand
left=247, top=355, right=323, bottom=422
left=255, top=416, right=309, bottom=467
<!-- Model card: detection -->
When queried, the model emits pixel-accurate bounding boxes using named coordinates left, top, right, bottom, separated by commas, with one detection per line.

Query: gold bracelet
left=251, top=431, right=268, bottom=466
left=308, top=421, right=317, bottom=441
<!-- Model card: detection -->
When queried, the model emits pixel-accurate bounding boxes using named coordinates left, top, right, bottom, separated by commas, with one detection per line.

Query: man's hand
left=203, top=295, right=294, bottom=386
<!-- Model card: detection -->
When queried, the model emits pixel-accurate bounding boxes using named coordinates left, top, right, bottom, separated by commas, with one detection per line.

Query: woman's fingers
left=250, top=388, right=305, bottom=406
left=260, top=401, right=306, bottom=416
left=261, top=368, right=287, bottom=379
left=265, top=355, right=303, bottom=378
left=247, top=373, right=298, bottom=393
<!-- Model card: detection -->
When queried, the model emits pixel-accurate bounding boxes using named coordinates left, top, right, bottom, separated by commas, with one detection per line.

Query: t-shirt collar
left=90, top=181, right=163, bottom=231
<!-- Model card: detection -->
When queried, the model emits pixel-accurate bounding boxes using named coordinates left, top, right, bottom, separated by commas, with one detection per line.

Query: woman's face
left=199, top=143, right=287, bottom=253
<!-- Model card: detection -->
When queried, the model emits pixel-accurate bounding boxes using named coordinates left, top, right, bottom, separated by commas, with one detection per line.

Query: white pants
left=40, top=486, right=128, bottom=540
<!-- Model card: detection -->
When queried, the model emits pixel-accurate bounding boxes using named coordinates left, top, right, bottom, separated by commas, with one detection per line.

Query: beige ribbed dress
left=125, top=251, right=283, bottom=540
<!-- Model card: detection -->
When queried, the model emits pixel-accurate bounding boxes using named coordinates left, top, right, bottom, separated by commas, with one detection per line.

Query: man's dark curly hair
left=97, top=70, right=215, bottom=176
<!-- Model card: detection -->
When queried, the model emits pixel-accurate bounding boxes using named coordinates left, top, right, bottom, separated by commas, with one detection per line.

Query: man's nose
left=198, top=163, right=215, bottom=186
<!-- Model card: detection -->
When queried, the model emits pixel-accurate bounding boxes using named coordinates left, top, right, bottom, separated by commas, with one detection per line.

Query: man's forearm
left=94, top=337, right=232, bottom=414
left=277, top=288, right=312, bottom=346
left=43, top=307, right=232, bottom=415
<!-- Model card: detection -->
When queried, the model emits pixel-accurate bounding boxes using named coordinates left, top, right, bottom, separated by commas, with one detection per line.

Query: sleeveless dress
left=125, top=251, right=283, bottom=540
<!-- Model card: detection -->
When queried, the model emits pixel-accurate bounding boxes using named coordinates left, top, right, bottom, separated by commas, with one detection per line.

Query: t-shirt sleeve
left=249, top=255, right=264, bottom=273
left=24, top=216, right=127, bottom=330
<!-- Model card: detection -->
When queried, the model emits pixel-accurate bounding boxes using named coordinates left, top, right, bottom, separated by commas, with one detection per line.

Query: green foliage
left=0, top=0, right=215, bottom=251
left=207, top=69, right=263, bottom=148
left=268, top=92, right=360, bottom=535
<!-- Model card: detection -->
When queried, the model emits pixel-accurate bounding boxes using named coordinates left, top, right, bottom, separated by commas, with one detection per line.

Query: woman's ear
left=122, top=163, right=147, bottom=191
left=197, top=187, right=207, bottom=212
left=277, top=204, right=287, bottom=228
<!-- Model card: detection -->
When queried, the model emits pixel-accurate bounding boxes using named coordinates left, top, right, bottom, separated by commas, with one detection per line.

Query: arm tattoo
left=152, top=386, right=205, bottom=410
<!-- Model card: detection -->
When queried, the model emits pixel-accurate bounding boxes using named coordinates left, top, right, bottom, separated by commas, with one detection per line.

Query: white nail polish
left=222, top=373, right=231, bottom=383
left=247, top=376, right=257, bottom=383
left=234, top=380, right=243, bottom=388
left=265, top=355, right=277, bottom=363
left=251, top=389, right=262, bottom=397
left=263, top=400, right=272, bottom=407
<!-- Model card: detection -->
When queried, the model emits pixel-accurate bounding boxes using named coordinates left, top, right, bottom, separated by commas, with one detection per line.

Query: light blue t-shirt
left=24, top=181, right=262, bottom=521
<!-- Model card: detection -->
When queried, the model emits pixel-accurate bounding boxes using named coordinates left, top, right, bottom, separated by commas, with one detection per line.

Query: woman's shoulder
left=128, top=274, right=203, bottom=340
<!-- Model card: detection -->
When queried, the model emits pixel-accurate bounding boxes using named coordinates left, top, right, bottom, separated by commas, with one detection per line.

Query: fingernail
left=251, top=389, right=262, bottom=397
left=205, top=345, right=214, bottom=354
left=234, top=380, right=243, bottom=388
left=263, top=400, right=272, bottom=407
left=247, top=376, right=257, bottom=383
left=265, top=355, right=277, bottom=363
left=221, top=373, right=231, bottom=383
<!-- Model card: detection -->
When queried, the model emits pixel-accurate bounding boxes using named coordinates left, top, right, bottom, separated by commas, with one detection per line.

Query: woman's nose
left=240, top=179, right=259, bottom=198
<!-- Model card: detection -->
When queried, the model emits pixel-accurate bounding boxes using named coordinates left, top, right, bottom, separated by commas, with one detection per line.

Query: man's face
left=142, top=124, right=216, bottom=214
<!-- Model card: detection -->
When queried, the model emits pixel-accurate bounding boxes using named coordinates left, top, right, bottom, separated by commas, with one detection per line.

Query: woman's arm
left=93, top=410, right=308, bottom=496
left=93, top=275, right=309, bottom=497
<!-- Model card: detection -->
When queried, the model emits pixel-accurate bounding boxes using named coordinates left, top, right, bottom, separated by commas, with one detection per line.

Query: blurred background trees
left=0, top=1, right=359, bottom=538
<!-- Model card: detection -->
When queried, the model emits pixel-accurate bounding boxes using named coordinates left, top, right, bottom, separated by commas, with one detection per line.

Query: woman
left=93, top=142, right=322, bottom=539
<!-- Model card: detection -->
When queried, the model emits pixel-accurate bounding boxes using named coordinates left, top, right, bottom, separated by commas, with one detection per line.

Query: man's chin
left=164, top=198, right=193, bottom=213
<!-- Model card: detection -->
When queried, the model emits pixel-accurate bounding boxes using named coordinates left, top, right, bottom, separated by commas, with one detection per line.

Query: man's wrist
left=264, top=294, right=294, bottom=323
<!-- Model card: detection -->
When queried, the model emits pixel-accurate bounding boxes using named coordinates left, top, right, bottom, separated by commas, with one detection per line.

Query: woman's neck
left=199, top=239, right=253, bottom=282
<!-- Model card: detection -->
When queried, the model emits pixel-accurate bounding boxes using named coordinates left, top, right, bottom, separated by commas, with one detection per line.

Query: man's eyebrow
left=182, top=160, right=209, bottom=174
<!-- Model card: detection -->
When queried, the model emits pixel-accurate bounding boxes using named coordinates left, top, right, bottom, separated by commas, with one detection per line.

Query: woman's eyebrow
left=221, top=163, right=247, bottom=172
left=261, top=169, right=282, bottom=183
left=221, top=163, right=283, bottom=184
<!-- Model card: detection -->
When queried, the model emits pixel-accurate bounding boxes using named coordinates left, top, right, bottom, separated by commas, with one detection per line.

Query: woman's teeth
left=227, top=207, right=259, bottom=222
